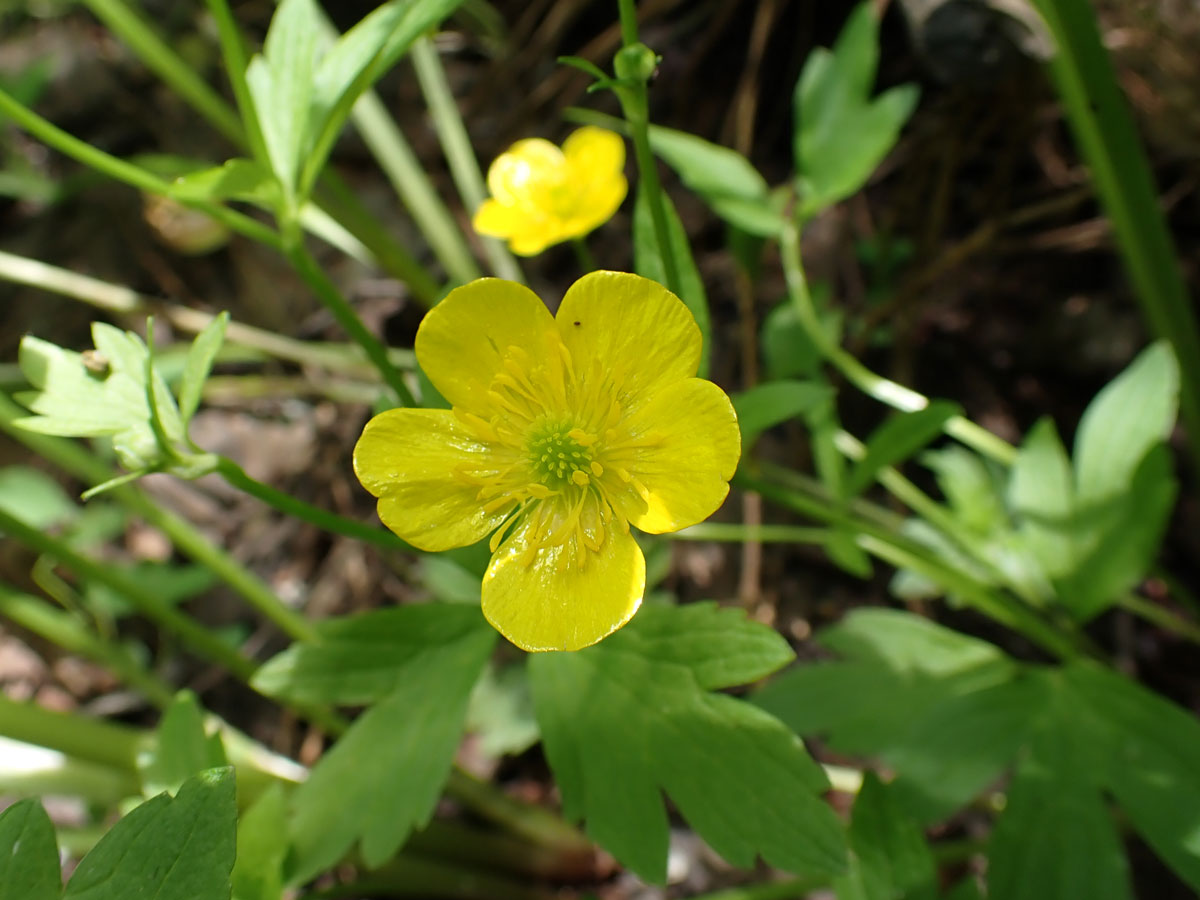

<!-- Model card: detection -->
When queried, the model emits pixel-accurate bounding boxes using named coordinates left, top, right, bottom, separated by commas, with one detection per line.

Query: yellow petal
left=562, top=127, right=625, bottom=179
left=472, top=198, right=522, bottom=239
left=353, top=408, right=507, bottom=552
left=556, top=271, right=701, bottom=411
left=416, top=279, right=558, bottom=416
left=482, top=508, right=645, bottom=651
left=487, top=138, right=564, bottom=207
left=609, top=377, right=741, bottom=533
left=568, top=172, right=628, bottom=234
left=507, top=225, right=559, bottom=257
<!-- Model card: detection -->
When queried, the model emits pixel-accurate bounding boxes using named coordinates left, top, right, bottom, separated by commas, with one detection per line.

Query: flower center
left=527, top=420, right=601, bottom=489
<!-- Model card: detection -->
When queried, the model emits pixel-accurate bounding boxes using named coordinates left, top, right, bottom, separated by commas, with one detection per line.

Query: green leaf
left=17, top=334, right=148, bottom=437
left=63, top=767, right=236, bottom=900
left=285, top=607, right=496, bottom=881
left=420, top=555, right=483, bottom=604
left=793, top=4, right=919, bottom=219
left=85, top=561, right=216, bottom=619
left=0, top=798, right=60, bottom=900
left=1059, top=443, right=1176, bottom=620
left=1009, top=417, right=1077, bottom=580
left=178, top=312, right=229, bottom=422
left=252, top=604, right=493, bottom=705
left=529, top=603, right=843, bottom=883
left=754, top=610, right=1014, bottom=757
left=834, top=773, right=937, bottom=900
left=0, top=465, right=77, bottom=530
left=610, top=602, right=796, bottom=688
left=987, top=695, right=1132, bottom=900
left=1073, top=341, right=1179, bottom=505
left=1065, top=662, right=1200, bottom=891
left=633, top=182, right=711, bottom=376
left=761, top=287, right=840, bottom=381
left=16, top=323, right=189, bottom=474
left=944, top=880, right=984, bottom=900
left=920, top=445, right=1005, bottom=535
left=170, top=160, right=278, bottom=205
left=845, top=402, right=960, bottom=497
left=732, top=380, right=833, bottom=448
left=646, top=125, right=783, bottom=236
left=885, top=675, right=1050, bottom=823
left=302, top=0, right=466, bottom=195
left=465, top=662, right=540, bottom=758
left=247, top=0, right=321, bottom=194
left=140, top=691, right=227, bottom=797
left=313, top=0, right=463, bottom=121
left=232, top=784, right=287, bottom=900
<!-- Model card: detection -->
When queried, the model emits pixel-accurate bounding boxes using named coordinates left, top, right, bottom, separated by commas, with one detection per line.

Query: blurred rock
left=897, top=0, right=1052, bottom=84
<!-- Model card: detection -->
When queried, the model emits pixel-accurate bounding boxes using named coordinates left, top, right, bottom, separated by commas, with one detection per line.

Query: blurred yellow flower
left=353, top=272, right=740, bottom=651
left=472, top=127, right=628, bottom=256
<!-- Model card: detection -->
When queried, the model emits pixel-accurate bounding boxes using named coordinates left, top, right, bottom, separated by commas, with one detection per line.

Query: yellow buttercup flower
left=353, top=272, right=740, bottom=652
left=472, top=127, right=628, bottom=256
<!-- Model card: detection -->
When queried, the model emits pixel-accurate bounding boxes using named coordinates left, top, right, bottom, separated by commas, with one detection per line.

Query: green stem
left=779, top=214, right=1015, bottom=466
left=0, top=248, right=415, bottom=375
left=672, top=522, right=830, bottom=544
left=0, top=586, right=175, bottom=707
left=0, top=393, right=318, bottom=644
left=405, top=819, right=594, bottom=881
left=1117, top=593, right=1200, bottom=646
left=215, top=456, right=411, bottom=553
left=311, top=170, right=443, bottom=305
left=0, top=87, right=280, bottom=248
left=81, top=0, right=244, bottom=144
left=78, top=0, right=442, bottom=304
left=443, top=768, right=594, bottom=859
left=832, top=429, right=1049, bottom=608
left=409, top=36, right=524, bottom=283
left=610, top=25, right=681, bottom=297
left=203, top=0, right=268, bottom=161
left=350, top=89, right=481, bottom=288
left=737, top=467, right=1083, bottom=660
left=0, top=507, right=260, bottom=682
left=1030, top=0, right=1200, bottom=470
left=616, top=0, right=640, bottom=46
left=0, top=692, right=145, bottom=773
left=0, top=691, right=303, bottom=805
left=570, top=237, right=597, bottom=274
left=282, top=239, right=417, bottom=406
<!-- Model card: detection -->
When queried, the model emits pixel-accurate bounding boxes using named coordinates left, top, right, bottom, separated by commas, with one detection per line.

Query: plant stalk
left=1030, top=0, right=1200, bottom=470
left=780, top=214, right=1015, bottom=465
left=409, top=36, right=523, bottom=283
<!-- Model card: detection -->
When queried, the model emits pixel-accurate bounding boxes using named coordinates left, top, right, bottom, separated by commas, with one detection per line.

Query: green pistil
left=528, top=424, right=594, bottom=489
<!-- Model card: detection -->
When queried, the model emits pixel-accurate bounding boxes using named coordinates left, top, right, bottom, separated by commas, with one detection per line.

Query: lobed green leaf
left=646, top=125, right=783, bottom=236
left=987, top=694, right=1132, bottom=900
left=834, top=773, right=937, bottom=900
left=63, top=767, right=236, bottom=900
left=793, top=4, right=919, bottom=219
left=283, top=606, right=496, bottom=881
left=0, top=798, right=60, bottom=900
left=530, top=603, right=842, bottom=883
left=252, top=604, right=493, bottom=706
